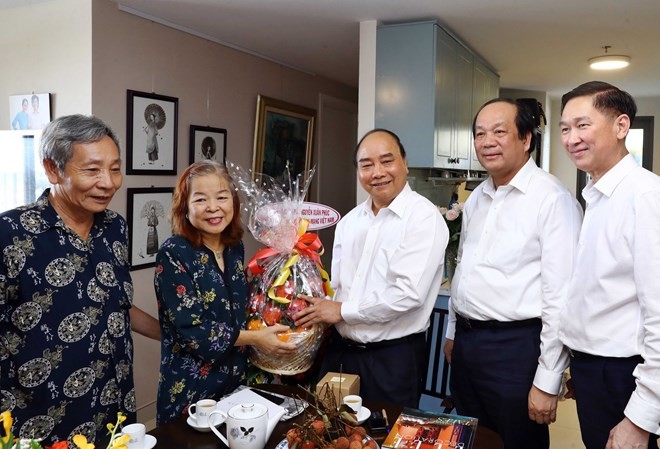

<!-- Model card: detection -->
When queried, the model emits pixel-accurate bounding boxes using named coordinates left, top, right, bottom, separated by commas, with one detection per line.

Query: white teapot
left=209, top=403, right=283, bottom=449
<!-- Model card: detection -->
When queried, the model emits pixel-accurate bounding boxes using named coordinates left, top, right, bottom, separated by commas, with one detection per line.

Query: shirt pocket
left=484, top=218, right=527, bottom=275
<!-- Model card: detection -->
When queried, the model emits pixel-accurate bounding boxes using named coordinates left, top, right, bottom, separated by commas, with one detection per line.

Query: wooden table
left=149, top=385, right=502, bottom=449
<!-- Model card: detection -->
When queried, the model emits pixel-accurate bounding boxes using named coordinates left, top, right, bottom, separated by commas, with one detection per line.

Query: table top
left=148, top=385, right=502, bottom=449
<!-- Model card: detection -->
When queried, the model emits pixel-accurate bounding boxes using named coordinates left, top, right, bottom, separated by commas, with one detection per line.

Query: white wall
left=0, top=0, right=92, bottom=126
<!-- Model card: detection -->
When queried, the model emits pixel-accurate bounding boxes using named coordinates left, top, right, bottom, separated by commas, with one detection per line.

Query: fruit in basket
left=249, top=294, right=266, bottom=314
left=262, top=303, right=284, bottom=326
left=287, top=298, right=309, bottom=318
left=275, top=279, right=296, bottom=300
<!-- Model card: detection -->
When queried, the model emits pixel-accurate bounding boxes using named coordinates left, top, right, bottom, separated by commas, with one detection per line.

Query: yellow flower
left=0, top=411, right=12, bottom=443
left=73, top=435, right=95, bottom=449
left=109, top=434, right=130, bottom=449
left=107, top=423, right=114, bottom=432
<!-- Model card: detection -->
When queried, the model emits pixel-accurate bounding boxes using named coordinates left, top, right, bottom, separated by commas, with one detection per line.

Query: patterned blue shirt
left=0, top=189, right=135, bottom=447
left=154, top=235, right=249, bottom=425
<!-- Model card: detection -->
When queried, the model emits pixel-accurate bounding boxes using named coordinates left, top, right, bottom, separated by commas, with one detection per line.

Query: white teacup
left=189, top=399, right=217, bottom=427
left=343, top=395, right=362, bottom=414
left=120, top=423, right=146, bottom=449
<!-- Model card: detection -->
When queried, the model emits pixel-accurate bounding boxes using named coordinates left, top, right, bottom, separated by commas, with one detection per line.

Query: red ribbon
left=247, top=232, right=325, bottom=275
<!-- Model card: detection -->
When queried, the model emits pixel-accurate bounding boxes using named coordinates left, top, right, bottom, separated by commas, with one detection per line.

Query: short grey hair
left=40, top=114, right=122, bottom=173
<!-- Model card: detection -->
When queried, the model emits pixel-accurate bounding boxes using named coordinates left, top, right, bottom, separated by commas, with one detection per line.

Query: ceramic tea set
left=188, top=398, right=285, bottom=449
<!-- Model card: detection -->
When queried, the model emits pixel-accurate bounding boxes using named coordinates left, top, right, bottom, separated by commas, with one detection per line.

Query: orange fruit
left=277, top=330, right=292, bottom=342
left=247, top=319, right=264, bottom=330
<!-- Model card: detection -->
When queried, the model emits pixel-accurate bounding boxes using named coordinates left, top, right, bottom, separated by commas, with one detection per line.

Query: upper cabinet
left=376, top=21, right=499, bottom=171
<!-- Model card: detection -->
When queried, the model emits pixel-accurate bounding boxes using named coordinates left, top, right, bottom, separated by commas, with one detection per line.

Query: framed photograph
left=252, top=95, right=315, bottom=180
left=9, top=93, right=51, bottom=130
left=126, top=90, right=178, bottom=175
left=189, top=125, right=227, bottom=165
left=127, top=187, right=174, bottom=270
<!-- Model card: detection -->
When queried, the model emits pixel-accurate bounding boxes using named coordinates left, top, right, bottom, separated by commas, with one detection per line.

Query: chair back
left=423, top=306, right=454, bottom=413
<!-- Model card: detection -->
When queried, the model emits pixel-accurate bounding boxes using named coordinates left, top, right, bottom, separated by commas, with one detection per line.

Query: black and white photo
left=189, top=125, right=227, bottom=165
left=127, top=187, right=174, bottom=270
left=126, top=90, right=178, bottom=175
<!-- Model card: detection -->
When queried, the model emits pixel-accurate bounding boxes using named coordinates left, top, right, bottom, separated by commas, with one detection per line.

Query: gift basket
left=227, top=162, right=333, bottom=375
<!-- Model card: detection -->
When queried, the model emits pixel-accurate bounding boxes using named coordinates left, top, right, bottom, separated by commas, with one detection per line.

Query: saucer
left=121, top=434, right=156, bottom=449
left=141, top=435, right=157, bottom=449
left=356, top=406, right=371, bottom=425
left=186, top=414, right=224, bottom=432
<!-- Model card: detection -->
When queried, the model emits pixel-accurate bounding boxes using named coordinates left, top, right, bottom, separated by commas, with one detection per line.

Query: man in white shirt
left=294, top=129, right=448, bottom=407
left=558, top=81, right=660, bottom=449
left=443, top=99, right=583, bottom=449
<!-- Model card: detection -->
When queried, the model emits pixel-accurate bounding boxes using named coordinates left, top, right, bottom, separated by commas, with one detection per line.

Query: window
left=0, top=130, right=50, bottom=213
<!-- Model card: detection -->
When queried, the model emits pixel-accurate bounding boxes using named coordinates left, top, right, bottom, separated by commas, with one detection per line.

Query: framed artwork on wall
left=252, top=95, right=315, bottom=180
left=126, top=187, right=174, bottom=270
left=9, top=93, right=51, bottom=131
left=189, top=125, right=227, bottom=165
left=126, top=90, right=178, bottom=175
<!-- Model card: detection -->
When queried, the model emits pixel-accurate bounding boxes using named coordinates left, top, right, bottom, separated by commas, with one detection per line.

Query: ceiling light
left=589, top=46, right=630, bottom=70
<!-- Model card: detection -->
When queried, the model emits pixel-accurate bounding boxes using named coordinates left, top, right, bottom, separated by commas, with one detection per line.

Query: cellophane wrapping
left=227, top=162, right=330, bottom=375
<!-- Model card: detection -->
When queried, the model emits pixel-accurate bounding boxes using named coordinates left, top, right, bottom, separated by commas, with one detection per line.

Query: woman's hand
left=241, top=325, right=297, bottom=355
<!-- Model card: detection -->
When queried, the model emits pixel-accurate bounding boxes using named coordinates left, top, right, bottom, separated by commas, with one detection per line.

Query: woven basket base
left=249, top=325, right=322, bottom=375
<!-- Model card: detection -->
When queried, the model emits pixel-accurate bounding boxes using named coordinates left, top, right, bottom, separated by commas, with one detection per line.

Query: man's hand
left=528, top=385, right=558, bottom=424
left=443, top=339, right=454, bottom=364
left=293, top=295, right=342, bottom=327
left=605, top=417, right=650, bottom=449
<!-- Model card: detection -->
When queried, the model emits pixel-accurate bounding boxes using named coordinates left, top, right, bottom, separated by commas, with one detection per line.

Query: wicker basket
left=249, top=324, right=324, bottom=375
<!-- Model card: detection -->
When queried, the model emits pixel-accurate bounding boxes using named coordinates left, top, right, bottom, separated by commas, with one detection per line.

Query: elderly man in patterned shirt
left=0, top=115, right=159, bottom=447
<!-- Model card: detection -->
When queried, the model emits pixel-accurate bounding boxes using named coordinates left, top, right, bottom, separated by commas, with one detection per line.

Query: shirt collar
left=360, top=183, right=413, bottom=218
left=482, top=156, right=536, bottom=197
left=38, top=188, right=108, bottom=238
left=590, top=153, right=638, bottom=198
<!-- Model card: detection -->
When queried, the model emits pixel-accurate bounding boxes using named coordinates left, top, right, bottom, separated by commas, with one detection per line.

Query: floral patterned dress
left=154, top=235, right=249, bottom=424
left=0, top=189, right=135, bottom=447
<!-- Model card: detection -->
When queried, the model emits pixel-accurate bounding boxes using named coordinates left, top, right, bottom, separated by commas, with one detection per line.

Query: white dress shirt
left=332, top=183, right=449, bottom=344
left=559, top=154, right=660, bottom=434
left=447, top=157, right=583, bottom=394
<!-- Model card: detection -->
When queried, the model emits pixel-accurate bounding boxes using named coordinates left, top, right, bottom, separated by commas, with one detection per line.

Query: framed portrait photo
left=126, top=90, right=178, bottom=175
left=252, top=95, right=315, bottom=180
left=126, top=187, right=174, bottom=270
left=9, top=93, right=51, bottom=131
left=189, top=125, right=227, bottom=165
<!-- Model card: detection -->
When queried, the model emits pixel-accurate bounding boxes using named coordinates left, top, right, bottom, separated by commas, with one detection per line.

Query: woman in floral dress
left=154, top=161, right=295, bottom=425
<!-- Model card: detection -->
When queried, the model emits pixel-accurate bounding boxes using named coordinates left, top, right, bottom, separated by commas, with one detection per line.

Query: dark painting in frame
left=126, top=90, right=178, bottom=175
left=252, top=95, right=315, bottom=180
left=189, top=125, right=227, bottom=165
left=127, top=187, right=174, bottom=270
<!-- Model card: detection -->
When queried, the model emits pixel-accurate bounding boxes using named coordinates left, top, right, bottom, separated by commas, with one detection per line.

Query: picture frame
left=126, top=90, right=178, bottom=175
left=9, top=93, right=51, bottom=130
left=126, top=187, right=174, bottom=270
left=189, top=125, right=227, bottom=165
left=252, top=95, right=316, bottom=180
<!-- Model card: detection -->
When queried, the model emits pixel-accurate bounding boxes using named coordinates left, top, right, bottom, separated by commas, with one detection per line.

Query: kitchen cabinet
left=470, top=58, right=500, bottom=172
left=375, top=21, right=499, bottom=171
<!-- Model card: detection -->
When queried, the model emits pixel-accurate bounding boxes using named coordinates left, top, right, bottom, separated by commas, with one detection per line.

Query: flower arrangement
left=438, top=202, right=463, bottom=244
left=438, top=202, right=464, bottom=281
left=0, top=411, right=130, bottom=449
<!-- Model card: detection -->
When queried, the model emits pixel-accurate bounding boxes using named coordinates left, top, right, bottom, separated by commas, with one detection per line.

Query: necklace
left=205, top=244, right=225, bottom=270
